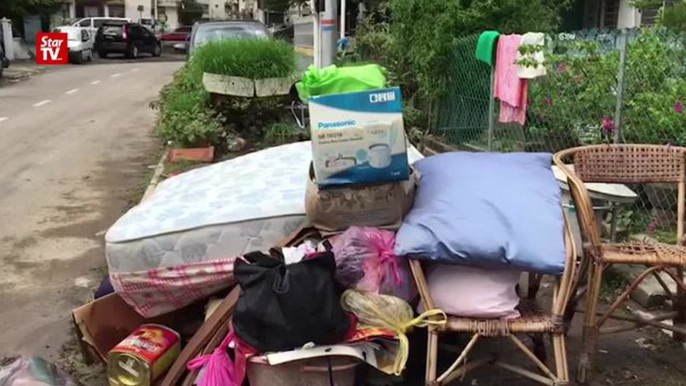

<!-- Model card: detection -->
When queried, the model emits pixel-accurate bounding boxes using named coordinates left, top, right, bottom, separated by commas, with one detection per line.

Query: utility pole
left=317, top=0, right=337, bottom=66
left=339, top=0, right=345, bottom=39
left=153, top=0, right=158, bottom=24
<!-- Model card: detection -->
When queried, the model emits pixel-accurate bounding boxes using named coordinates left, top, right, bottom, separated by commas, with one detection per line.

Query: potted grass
left=195, top=39, right=297, bottom=97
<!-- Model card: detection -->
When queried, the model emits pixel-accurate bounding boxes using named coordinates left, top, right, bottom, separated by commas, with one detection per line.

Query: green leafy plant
left=152, top=65, right=223, bottom=147
left=662, top=2, right=686, bottom=32
left=192, top=39, right=297, bottom=79
left=526, top=29, right=686, bottom=148
left=352, top=0, right=572, bottom=130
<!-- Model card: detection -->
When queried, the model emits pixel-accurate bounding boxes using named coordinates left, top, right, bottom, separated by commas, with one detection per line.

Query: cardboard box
left=309, top=87, right=409, bottom=188
left=72, top=294, right=203, bottom=364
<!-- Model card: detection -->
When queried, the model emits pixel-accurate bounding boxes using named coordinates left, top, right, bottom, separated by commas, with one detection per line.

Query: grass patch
left=192, top=39, right=297, bottom=79
left=264, top=122, right=308, bottom=145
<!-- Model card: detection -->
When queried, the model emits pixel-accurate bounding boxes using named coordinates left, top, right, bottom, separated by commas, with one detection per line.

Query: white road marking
left=65, top=88, right=79, bottom=95
left=130, top=68, right=139, bottom=72
left=111, top=73, right=121, bottom=78
left=90, top=80, right=101, bottom=85
left=0, top=117, right=8, bottom=123
left=33, top=100, right=51, bottom=107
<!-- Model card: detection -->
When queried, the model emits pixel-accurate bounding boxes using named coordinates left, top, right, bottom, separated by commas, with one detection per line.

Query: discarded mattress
left=106, top=141, right=424, bottom=317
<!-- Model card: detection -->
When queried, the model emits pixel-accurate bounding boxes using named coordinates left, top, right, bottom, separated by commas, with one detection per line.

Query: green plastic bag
left=296, top=64, right=387, bottom=101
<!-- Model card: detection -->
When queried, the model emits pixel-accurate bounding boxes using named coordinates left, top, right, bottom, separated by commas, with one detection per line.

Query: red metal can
left=107, top=324, right=180, bottom=386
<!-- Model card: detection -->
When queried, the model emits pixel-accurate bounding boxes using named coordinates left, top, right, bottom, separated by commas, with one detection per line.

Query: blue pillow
left=395, top=152, right=565, bottom=274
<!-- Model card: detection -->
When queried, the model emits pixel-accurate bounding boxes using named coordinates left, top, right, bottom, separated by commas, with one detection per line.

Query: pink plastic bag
left=331, top=226, right=416, bottom=301
left=187, top=331, right=237, bottom=386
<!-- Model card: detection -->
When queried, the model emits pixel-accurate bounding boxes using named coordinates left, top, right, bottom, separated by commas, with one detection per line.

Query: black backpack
left=233, top=249, right=351, bottom=353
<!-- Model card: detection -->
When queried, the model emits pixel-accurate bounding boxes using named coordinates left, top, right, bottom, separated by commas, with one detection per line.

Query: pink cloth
left=494, top=34, right=527, bottom=125
left=110, top=257, right=235, bottom=317
left=420, top=264, right=521, bottom=320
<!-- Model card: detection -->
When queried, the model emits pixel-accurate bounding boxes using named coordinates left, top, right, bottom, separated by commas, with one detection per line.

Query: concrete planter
left=254, top=77, right=293, bottom=97
left=203, top=72, right=292, bottom=97
left=203, top=73, right=254, bottom=97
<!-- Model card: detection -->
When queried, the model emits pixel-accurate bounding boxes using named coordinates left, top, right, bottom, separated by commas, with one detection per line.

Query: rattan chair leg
left=436, top=333, right=480, bottom=384
left=577, top=262, right=604, bottom=384
left=565, top=256, right=590, bottom=334
left=426, top=330, right=439, bottom=386
left=509, top=334, right=558, bottom=381
left=552, top=334, right=569, bottom=383
left=597, top=266, right=661, bottom=328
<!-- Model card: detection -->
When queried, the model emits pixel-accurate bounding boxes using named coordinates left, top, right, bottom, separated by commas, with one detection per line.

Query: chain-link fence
left=433, top=28, right=686, bottom=244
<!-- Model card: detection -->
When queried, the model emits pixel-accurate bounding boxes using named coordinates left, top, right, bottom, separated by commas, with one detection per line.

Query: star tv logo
left=36, top=33, right=68, bottom=65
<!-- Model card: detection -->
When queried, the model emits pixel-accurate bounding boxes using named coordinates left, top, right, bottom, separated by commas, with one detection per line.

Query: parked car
left=175, top=20, right=269, bottom=58
left=95, top=22, right=162, bottom=59
left=158, top=26, right=192, bottom=43
left=53, top=26, right=94, bottom=64
left=139, top=18, right=163, bottom=33
left=63, top=17, right=131, bottom=41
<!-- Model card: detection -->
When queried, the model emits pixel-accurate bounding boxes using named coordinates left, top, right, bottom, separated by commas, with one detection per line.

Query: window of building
left=600, top=0, right=620, bottom=28
left=640, top=6, right=661, bottom=26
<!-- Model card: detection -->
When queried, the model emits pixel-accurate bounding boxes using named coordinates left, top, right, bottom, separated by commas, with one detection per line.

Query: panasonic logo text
left=317, top=120, right=357, bottom=129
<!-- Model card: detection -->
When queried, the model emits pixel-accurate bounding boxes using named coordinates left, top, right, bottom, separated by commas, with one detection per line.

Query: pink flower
left=601, top=117, right=615, bottom=132
left=556, top=63, right=567, bottom=72
left=675, top=101, right=683, bottom=114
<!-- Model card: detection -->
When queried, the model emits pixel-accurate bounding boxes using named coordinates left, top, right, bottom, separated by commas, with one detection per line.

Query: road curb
left=4, top=67, right=46, bottom=81
left=141, top=152, right=167, bottom=203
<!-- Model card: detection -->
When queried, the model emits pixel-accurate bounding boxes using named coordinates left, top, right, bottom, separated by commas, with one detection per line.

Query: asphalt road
left=0, top=57, right=182, bottom=361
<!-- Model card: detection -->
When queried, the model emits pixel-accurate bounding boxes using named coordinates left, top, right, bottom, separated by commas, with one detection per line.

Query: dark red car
left=158, top=26, right=192, bottom=42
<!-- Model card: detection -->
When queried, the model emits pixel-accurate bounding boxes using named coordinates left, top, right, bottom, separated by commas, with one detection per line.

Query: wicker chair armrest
left=553, top=150, right=603, bottom=252
left=552, top=212, right=578, bottom=317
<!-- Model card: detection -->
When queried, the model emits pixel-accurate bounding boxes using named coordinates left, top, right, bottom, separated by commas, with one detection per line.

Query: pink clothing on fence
left=494, top=34, right=527, bottom=125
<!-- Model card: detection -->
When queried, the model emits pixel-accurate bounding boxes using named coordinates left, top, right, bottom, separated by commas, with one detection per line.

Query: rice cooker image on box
left=309, top=87, right=410, bottom=188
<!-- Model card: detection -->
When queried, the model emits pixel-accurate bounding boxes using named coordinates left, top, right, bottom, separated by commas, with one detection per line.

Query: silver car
left=174, top=20, right=269, bottom=58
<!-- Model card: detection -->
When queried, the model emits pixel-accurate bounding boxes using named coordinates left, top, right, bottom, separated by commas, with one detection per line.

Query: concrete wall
left=162, top=6, right=179, bottom=29
left=125, top=0, right=152, bottom=22
left=617, top=0, right=640, bottom=28
left=206, top=0, right=229, bottom=20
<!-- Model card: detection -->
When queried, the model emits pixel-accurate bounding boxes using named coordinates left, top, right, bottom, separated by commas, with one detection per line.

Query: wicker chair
left=553, top=144, right=686, bottom=384
left=409, top=214, right=577, bottom=386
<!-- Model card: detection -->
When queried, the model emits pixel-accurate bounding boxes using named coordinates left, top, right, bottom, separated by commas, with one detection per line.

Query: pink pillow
left=420, top=264, right=521, bottom=319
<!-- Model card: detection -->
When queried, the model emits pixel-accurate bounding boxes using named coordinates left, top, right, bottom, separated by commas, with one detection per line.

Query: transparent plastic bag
left=0, top=356, right=76, bottom=386
left=331, top=226, right=415, bottom=301
left=341, top=290, right=446, bottom=375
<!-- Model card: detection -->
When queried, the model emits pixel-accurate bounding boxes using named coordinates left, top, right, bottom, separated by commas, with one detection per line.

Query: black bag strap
left=268, top=247, right=285, bottom=262
left=242, top=251, right=281, bottom=268
left=321, top=239, right=333, bottom=252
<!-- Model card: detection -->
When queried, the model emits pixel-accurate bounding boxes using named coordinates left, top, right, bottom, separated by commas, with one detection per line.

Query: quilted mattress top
left=107, top=141, right=423, bottom=243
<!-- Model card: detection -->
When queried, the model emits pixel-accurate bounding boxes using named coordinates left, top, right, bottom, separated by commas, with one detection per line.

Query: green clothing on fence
left=296, top=64, right=387, bottom=101
left=475, top=31, right=501, bottom=66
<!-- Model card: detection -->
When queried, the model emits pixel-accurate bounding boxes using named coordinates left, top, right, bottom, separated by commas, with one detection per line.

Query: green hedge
left=191, top=39, right=296, bottom=79
left=153, top=38, right=297, bottom=148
